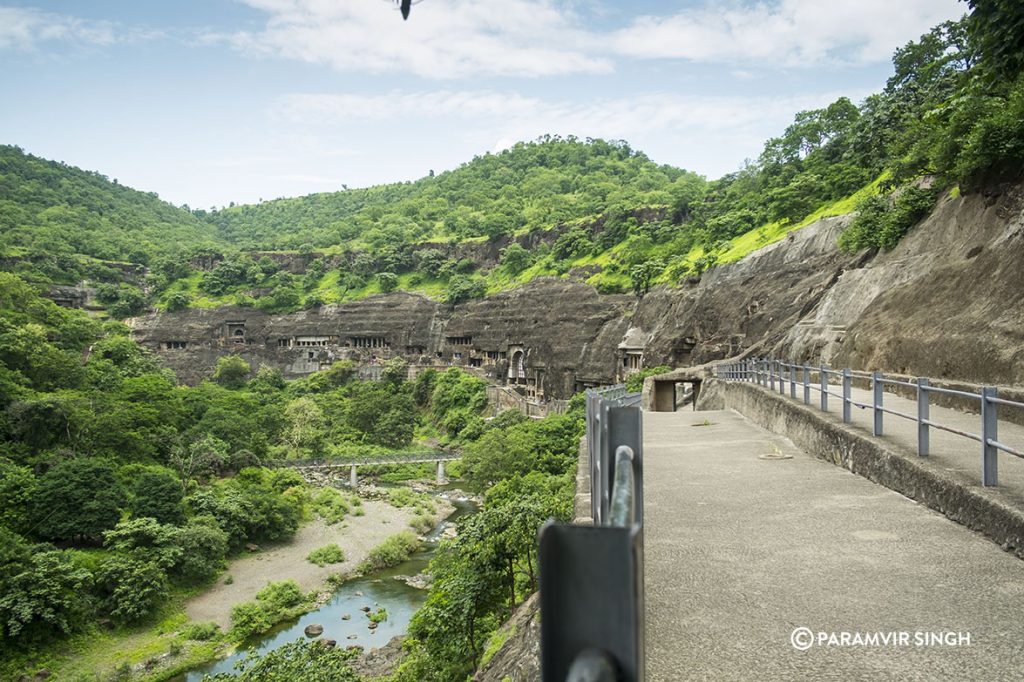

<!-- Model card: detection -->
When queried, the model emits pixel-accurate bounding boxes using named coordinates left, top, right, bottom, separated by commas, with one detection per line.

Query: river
left=175, top=490, right=478, bottom=680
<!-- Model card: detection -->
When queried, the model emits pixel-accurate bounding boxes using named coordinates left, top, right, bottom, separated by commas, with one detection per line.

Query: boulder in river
left=342, top=614, right=351, bottom=620
left=304, top=624, right=324, bottom=637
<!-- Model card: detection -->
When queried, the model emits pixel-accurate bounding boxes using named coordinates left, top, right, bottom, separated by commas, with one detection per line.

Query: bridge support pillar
left=350, top=464, right=358, bottom=489
left=436, top=460, right=446, bottom=485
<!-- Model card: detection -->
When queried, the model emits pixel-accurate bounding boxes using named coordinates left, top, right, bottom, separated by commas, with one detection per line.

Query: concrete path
left=643, top=409, right=1024, bottom=681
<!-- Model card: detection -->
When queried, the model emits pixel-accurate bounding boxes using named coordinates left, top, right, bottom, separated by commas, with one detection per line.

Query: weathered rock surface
left=351, top=635, right=407, bottom=680
left=130, top=281, right=634, bottom=398
left=131, top=182, right=1024, bottom=398
left=473, top=592, right=540, bottom=682
left=303, top=623, right=323, bottom=637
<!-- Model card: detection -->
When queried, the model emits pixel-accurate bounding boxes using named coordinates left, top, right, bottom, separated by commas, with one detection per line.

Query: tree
left=500, top=243, right=531, bottom=275
left=212, top=355, right=251, bottom=388
left=444, top=275, right=486, bottom=305
left=414, top=248, right=446, bottom=278
left=103, top=517, right=181, bottom=570
left=376, top=271, right=399, bottom=293
left=283, top=397, right=326, bottom=456
left=0, top=459, right=36, bottom=534
left=171, top=517, right=229, bottom=584
left=32, top=459, right=126, bottom=543
left=205, top=639, right=360, bottom=681
left=170, top=435, right=229, bottom=489
left=250, top=364, right=286, bottom=393
left=0, top=532, right=92, bottom=644
left=966, top=0, right=1024, bottom=81
left=94, top=554, right=168, bottom=623
left=129, top=468, right=184, bottom=525
left=412, top=368, right=438, bottom=407
left=629, top=259, right=664, bottom=296
left=381, top=356, right=409, bottom=385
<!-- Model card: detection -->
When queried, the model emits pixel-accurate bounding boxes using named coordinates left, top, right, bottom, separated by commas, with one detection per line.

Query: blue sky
left=1, top=0, right=966, bottom=209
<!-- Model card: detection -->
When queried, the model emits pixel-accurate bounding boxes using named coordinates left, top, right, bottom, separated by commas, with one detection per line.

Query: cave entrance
left=509, top=350, right=526, bottom=384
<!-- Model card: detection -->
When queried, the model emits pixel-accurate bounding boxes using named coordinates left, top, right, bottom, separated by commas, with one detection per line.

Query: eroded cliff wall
left=131, top=183, right=1024, bottom=395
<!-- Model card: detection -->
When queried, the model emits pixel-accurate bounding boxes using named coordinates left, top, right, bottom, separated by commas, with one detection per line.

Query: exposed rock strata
left=131, top=182, right=1024, bottom=397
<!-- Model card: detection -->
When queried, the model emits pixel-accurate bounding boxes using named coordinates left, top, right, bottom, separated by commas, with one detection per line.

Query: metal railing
left=715, top=358, right=1024, bottom=487
left=265, top=451, right=459, bottom=468
left=540, top=385, right=645, bottom=682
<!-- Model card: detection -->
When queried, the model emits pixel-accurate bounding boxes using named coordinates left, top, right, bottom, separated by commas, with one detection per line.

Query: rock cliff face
left=131, top=182, right=1024, bottom=395
left=130, top=281, right=634, bottom=398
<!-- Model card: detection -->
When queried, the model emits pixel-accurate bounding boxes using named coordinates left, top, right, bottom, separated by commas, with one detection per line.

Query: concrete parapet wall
left=698, top=378, right=1024, bottom=560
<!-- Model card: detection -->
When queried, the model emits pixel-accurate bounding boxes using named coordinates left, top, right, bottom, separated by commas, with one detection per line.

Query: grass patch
left=307, top=543, right=346, bottom=567
left=0, top=585, right=223, bottom=682
left=480, top=622, right=517, bottom=668
left=313, top=487, right=353, bottom=524
left=357, top=532, right=420, bottom=573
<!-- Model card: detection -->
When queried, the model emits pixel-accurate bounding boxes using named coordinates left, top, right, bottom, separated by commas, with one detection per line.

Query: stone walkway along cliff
left=643, top=408, right=1024, bottom=681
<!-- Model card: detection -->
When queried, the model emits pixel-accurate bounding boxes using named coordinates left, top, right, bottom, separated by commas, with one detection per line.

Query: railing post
left=872, top=370, right=884, bottom=436
left=802, top=364, right=810, bottom=405
left=779, top=361, right=786, bottom=396
left=820, top=366, right=828, bottom=412
left=842, top=368, right=852, bottom=423
left=981, top=387, right=998, bottom=486
left=761, top=358, right=767, bottom=387
left=789, top=363, right=796, bottom=399
left=769, top=358, right=776, bottom=392
left=917, top=378, right=929, bottom=456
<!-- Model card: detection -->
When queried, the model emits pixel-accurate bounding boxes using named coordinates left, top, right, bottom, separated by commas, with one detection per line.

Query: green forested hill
left=205, top=137, right=696, bottom=250
left=0, top=146, right=219, bottom=278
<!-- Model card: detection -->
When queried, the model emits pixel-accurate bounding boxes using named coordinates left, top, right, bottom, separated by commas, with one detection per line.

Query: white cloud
left=611, top=0, right=967, bottom=66
left=0, top=6, right=158, bottom=51
left=273, top=87, right=864, bottom=177
left=213, top=0, right=611, bottom=78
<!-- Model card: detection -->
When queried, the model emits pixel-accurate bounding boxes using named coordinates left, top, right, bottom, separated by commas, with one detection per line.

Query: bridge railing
left=265, top=451, right=458, bottom=468
left=539, top=385, right=645, bottom=682
left=715, top=358, right=1024, bottom=487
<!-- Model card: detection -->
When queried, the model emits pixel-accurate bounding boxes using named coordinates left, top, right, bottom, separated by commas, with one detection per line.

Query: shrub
left=181, top=621, right=220, bottom=641
left=838, top=186, right=937, bottom=252
left=358, top=532, right=420, bottom=573
left=307, top=544, right=345, bottom=567
left=230, top=580, right=308, bottom=640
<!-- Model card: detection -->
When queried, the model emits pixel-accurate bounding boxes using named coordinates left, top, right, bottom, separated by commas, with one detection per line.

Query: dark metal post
left=820, top=366, right=828, bottom=412
left=842, top=368, right=852, bottom=423
left=802, top=364, right=810, bottom=405
left=872, top=370, right=883, bottom=436
left=769, top=358, right=775, bottom=391
left=981, top=387, right=998, bottom=486
left=789, top=363, right=796, bottom=399
left=917, top=378, right=929, bottom=456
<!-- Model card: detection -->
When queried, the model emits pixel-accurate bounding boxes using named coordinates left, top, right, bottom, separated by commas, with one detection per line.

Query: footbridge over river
left=538, top=367, right=1024, bottom=681
left=269, top=451, right=461, bottom=487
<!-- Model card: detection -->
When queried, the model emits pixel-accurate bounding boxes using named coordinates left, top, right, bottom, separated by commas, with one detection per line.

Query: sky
left=0, top=0, right=968, bottom=209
